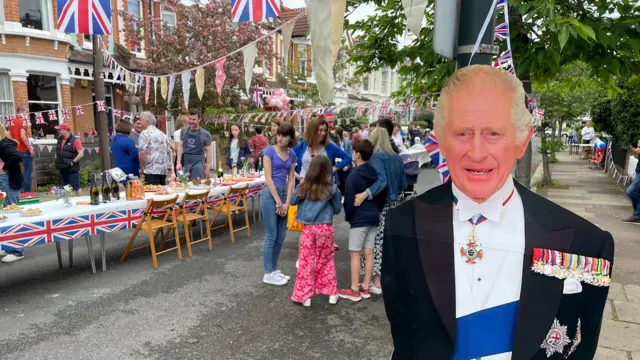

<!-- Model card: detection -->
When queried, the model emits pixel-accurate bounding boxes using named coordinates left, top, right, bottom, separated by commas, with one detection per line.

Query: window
left=19, top=0, right=50, bottom=31
left=128, top=0, right=142, bottom=52
left=363, top=75, right=369, bottom=91
left=298, top=45, right=308, bottom=77
left=0, top=74, right=14, bottom=125
left=381, top=69, right=388, bottom=94
left=27, top=74, right=60, bottom=137
left=396, top=74, right=402, bottom=90
left=162, top=11, right=176, bottom=28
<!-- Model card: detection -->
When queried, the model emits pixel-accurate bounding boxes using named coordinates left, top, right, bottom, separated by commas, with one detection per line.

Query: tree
left=345, top=0, right=640, bottom=185
left=121, top=0, right=274, bottom=113
left=534, top=64, right=601, bottom=185
left=609, top=85, right=640, bottom=148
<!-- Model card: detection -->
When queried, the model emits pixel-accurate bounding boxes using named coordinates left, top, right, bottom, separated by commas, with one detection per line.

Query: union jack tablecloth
left=0, top=179, right=265, bottom=251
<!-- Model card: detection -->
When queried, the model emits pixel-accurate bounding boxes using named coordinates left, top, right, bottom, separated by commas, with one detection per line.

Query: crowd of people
left=259, top=114, right=408, bottom=307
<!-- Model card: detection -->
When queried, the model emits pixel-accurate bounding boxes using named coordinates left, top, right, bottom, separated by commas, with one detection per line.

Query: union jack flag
left=62, top=108, right=71, bottom=120
left=48, top=109, right=58, bottom=120
left=380, top=100, right=390, bottom=116
left=6, top=116, right=14, bottom=128
left=535, top=108, right=545, bottom=117
left=497, top=49, right=512, bottom=65
left=76, top=105, right=84, bottom=116
left=56, top=0, right=112, bottom=35
left=35, top=112, right=46, bottom=124
left=425, top=132, right=450, bottom=184
left=231, top=0, right=280, bottom=22
left=251, top=87, right=263, bottom=107
left=96, top=100, right=105, bottom=112
left=356, top=104, right=366, bottom=117
left=495, top=23, right=510, bottom=40
left=497, top=0, right=507, bottom=9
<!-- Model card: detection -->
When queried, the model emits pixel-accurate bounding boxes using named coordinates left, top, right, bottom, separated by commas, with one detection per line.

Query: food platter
left=20, top=208, right=42, bottom=217
left=3, top=204, right=23, bottom=213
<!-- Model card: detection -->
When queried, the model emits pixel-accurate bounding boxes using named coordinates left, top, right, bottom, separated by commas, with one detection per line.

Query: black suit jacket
left=382, top=181, right=614, bottom=360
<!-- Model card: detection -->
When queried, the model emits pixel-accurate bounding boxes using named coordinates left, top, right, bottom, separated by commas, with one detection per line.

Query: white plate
left=3, top=207, right=23, bottom=213
left=20, top=212, right=43, bottom=217
left=0, top=217, right=8, bottom=222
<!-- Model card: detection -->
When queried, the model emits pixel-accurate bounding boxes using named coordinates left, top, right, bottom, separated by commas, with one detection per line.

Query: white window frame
left=363, top=75, right=369, bottom=91
left=298, top=44, right=308, bottom=77
left=161, top=10, right=177, bottom=28
left=381, top=69, right=388, bottom=95
left=27, top=73, right=62, bottom=129
left=18, top=0, right=53, bottom=32
left=127, top=0, right=144, bottom=54
left=0, top=73, right=15, bottom=124
left=0, top=0, right=5, bottom=27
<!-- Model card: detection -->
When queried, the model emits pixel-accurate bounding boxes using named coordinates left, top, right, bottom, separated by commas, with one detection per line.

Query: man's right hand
left=176, top=163, right=182, bottom=172
left=29, top=147, right=35, bottom=157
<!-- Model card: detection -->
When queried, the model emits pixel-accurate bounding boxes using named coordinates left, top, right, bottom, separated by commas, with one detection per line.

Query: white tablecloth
left=0, top=178, right=265, bottom=250
left=401, top=146, right=431, bottom=167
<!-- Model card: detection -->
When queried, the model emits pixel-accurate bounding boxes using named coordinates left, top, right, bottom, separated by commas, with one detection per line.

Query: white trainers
left=369, top=283, right=383, bottom=295
left=302, top=298, right=311, bottom=307
left=2, top=254, right=24, bottom=263
left=0, top=250, right=6, bottom=256
left=263, top=272, right=288, bottom=286
left=329, top=294, right=339, bottom=305
left=275, top=270, right=291, bottom=281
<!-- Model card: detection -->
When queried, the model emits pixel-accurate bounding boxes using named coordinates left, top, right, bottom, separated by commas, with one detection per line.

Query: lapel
left=511, top=181, right=574, bottom=360
left=414, top=181, right=456, bottom=342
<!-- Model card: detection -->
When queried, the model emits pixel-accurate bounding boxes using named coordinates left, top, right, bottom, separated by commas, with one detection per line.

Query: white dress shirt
left=453, top=177, right=526, bottom=359
left=581, top=126, right=595, bottom=141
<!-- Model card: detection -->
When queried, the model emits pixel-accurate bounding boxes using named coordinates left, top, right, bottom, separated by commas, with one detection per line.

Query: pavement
left=0, top=166, right=443, bottom=360
left=1, top=144, right=637, bottom=360
left=534, top=151, right=640, bottom=360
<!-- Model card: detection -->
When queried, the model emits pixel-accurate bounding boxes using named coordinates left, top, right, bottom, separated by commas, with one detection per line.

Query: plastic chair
left=589, top=148, right=605, bottom=169
left=120, top=195, right=181, bottom=269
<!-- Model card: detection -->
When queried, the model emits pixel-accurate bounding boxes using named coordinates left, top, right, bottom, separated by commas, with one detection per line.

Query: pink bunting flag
left=215, top=58, right=227, bottom=97
left=76, top=105, right=84, bottom=116
left=62, top=108, right=71, bottom=120
left=38, top=144, right=45, bottom=152
left=145, top=76, right=151, bottom=104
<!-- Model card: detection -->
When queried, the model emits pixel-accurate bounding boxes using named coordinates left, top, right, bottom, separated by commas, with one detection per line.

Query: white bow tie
left=456, top=196, right=503, bottom=224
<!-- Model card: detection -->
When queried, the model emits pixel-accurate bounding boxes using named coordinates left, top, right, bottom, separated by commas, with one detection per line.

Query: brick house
left=0, top=0, right=160, bottom=138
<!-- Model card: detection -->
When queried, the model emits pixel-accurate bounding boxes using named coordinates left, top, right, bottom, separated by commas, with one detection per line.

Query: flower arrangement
left=51, top=185, right=74, bottom=207
left=177, top=170, right=190, bottom=186
left=242, top=157, right=254, bottom=174
left=0, top=191, right=5, bottom=217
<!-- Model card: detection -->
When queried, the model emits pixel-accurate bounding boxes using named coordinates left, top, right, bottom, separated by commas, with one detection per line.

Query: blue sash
left=452, top=301, right=519, bottom=359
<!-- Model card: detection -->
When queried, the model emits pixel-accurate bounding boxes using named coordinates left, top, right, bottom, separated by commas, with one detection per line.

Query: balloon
left=274, top=89, right=284, bottom=97
left=282, top=97, right=290, bottom=105
left=266, top=96, right=273, bottom=104
left=280, top=105, right=288, bottom=111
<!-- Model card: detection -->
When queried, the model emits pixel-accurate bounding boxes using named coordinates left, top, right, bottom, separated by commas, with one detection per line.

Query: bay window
left=298, top=45, right=308, bottom=77
left=0, top=73, right=14, bottom=125
left=27, top=74, right=60, bottom=138
left=19, top=0, right=51, bottom=31
left=128, top=0, right=142, bottom=52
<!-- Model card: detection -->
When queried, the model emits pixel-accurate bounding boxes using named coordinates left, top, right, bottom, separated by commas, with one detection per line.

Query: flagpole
left=93, top=35, right=112, bottom=171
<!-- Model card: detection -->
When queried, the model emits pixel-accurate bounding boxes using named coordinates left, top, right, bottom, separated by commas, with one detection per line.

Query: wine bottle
left=90, top=174, right=100, bottom=205
left=111, top=178, right=120, bottom=200
left=217, top=160, right=223, bottom=179
left=101, top=173, right=111, bottom=203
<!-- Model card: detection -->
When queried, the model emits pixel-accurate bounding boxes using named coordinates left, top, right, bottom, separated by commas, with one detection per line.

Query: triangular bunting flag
left=168, top=74, right=176, bottom=102
left=195, top=68, right=205, bottom=100
left=242, top=44, right=258, bottom=95
left=181, top=71, right=191, bottom=110
left=161, top=77, right=168, bottom=100
left=145, top=76, right=151, bottom=104
left=215, top=58, right=226, bottom=97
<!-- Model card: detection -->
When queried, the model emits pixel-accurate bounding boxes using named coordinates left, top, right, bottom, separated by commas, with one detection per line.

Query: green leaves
left=558, top=26, right=569, bottom=50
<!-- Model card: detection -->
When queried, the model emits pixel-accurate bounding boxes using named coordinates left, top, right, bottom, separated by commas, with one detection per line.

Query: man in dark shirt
left=623, top=138, right=640, bottom=224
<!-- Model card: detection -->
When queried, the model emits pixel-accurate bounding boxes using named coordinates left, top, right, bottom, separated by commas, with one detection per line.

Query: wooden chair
left=209, top=184, right=251, bottom=243
left=176, top=190, right=213, bottom=257
left=120, top=195, right=181, bottom=269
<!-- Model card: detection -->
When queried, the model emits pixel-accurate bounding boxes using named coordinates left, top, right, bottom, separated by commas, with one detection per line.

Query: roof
left=280, top=7, right=309, bottom=37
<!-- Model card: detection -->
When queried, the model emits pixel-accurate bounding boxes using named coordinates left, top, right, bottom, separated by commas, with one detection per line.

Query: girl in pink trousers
left=290, top=156, right=342, bottom=307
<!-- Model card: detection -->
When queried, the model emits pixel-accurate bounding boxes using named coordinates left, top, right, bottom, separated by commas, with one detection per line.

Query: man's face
left=438, top=83, right=531, bottom=203
left=188, top=115, right=199, bottom=128
left=134, top=120, right=143, bottom=132
left=586, top=121, right=591, bottom=128
left=59, top=129, right=70, bottom=138
left=361, top=124, right=366, bottom=130
left=327, top=118, right=334, bottom=129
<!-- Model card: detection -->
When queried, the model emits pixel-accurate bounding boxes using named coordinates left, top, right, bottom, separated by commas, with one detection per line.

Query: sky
left=283, top=0, right=377, bottom=21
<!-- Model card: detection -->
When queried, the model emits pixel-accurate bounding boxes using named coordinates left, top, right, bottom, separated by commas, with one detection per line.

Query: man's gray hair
left=16, top=105, right=28, bottom=113
left=140, top=111, right=156, bottom=126
left=434, top=65, right=532, bottom=144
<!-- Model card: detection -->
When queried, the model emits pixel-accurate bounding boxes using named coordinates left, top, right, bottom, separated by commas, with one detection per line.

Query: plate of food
left=0, top=215, right=7, bottom=222
left=144, top=185, right=165, bottom=193
left=3, top=204, right=23, bottom=213
left=20, top=208, right=42, bottom=217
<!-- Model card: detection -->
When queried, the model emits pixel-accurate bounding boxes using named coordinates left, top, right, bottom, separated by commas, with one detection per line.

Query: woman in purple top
left=261, top=123, right=297, bottom=286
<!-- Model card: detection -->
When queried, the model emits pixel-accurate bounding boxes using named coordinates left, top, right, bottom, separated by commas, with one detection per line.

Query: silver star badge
left=540, top=318, right=572, bottom=358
